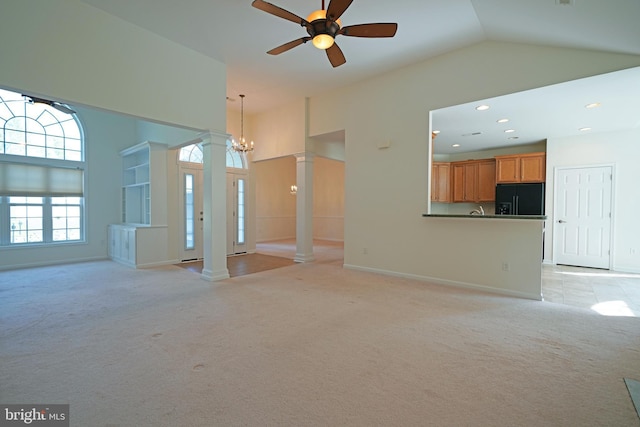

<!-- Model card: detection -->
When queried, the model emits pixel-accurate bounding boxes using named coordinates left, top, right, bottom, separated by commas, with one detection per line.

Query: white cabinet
left=108, top=224, right=169, bottom=268
left=108, top=224, right=136, bottom=267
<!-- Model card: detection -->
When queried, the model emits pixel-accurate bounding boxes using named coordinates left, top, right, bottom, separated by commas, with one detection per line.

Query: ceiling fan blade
left=326, top=43, right=346, bottom=68
left=339, top=23, right=398, bottom=38
left=251, top=0, right=308, bottom=26
left=267, top=37, right=311, bottom=55
left=326, top=0, right=354, bottom=22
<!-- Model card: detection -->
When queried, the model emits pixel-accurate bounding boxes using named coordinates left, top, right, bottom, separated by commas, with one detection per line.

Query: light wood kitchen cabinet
left=477, top=159, right=496, bottom=201
left=452, top=159, right=496, bottom=203
left=431, top=162, right=451, bottom=202
left=495, top=152, right=546, bottom=183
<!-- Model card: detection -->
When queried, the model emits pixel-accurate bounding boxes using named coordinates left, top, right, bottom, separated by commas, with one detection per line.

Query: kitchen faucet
left=470, top=205, right=485, bottom=215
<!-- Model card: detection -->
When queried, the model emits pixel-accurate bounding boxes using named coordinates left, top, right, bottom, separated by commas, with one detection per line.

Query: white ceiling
left=79, top=0, right=640, bottom=152
left=432, top=66, right=640, bottom=154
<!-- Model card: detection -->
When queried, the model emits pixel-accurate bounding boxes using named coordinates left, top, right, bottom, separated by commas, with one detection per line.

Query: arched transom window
left=178, top=140, right=247, bottom=169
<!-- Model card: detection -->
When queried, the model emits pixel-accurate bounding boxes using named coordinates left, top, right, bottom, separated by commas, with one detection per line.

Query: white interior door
left=227, top=171, right=247, bottom=255
left=554, top=166, right=612, bottom=269
left=178, top=165, right=203, bottom=261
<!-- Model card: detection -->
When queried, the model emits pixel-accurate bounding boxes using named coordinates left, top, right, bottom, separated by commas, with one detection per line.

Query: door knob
left=558, top=220, right=567, bottom=223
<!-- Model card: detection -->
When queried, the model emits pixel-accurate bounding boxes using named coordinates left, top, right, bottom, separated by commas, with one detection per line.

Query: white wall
left=0, top=107, right=137, bottom=270
left=254, top=157, right=297, bottom=242
left=313, top=157, right=345, bottom=242
left=255, top=41, right=640, bottom=298
left=0, top=0, right=226, bottom=132
left=546, top=129, right=640, bottom=273
left=252, top=99, right=307, bottom=161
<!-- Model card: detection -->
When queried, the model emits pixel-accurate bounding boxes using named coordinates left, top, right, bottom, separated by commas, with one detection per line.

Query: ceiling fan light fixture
left=312, top=34, right=335, bottom=50
left=252, top=0, right=397, bottom=67
left=306, top=9, right=341, bottom=50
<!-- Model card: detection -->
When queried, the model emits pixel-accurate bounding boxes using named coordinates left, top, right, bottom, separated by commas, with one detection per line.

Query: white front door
left=227, top=171, right=247, bottom=255
left=178, top=165, right=204, bottom=261
left=554, top=166, right=612, bottom=269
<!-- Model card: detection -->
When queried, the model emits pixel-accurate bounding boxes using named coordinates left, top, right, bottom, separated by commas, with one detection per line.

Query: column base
left=294, top=253, right=315, bottom=263
left=201, top=268, right=230, bottom=281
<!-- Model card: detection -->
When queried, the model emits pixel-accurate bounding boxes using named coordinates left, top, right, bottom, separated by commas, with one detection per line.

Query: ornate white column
left=294, top=152, right=315, bottom=263
left=200, top=131, right=230, bottom=281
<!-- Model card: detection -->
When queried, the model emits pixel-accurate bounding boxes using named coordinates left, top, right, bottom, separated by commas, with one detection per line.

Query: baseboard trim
left=0, top=256, right=109, bottom=272
left=343, top=263, right=542, bottom=301
left=134, top=259, right=181, bottom=269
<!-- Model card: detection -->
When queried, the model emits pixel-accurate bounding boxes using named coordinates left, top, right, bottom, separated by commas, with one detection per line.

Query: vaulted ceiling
left=80, top=0, right=640, bottom=153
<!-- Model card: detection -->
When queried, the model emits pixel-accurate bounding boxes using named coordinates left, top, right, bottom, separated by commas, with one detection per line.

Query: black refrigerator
left=495, top=183, right=545, bottom=215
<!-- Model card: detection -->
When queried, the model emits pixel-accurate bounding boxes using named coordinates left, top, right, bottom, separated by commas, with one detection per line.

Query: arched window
left=226, top=140, right=246, bottom=169
left=179, top=143, right=203, bottom=163
left=0, top=88, right=84, bottom=246
left=178, top=140, right=247, bottom=169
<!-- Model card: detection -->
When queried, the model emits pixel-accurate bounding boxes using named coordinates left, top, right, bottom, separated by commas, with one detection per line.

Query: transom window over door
left=0, top=88, right=85, bottom=247
left=178, top=140, right=247, bottom=168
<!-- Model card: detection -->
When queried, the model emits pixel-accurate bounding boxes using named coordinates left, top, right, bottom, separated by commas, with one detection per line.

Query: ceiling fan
left=24, top=95, right=76, bottom=115
left=251, top=0, right=398, bottom=68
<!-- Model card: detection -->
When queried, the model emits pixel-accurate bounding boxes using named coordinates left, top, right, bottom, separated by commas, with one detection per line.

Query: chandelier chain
left=233, top=93, right=254, bottom=153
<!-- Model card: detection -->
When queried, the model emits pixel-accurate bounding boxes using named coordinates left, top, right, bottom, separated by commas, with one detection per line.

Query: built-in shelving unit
left=109, top=141, right=169, bottom=268
left=121, top=143, right=152, bottom=224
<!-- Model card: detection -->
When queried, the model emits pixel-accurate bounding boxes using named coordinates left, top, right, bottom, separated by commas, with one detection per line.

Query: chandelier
left=232, top=94, right=254, bottom=153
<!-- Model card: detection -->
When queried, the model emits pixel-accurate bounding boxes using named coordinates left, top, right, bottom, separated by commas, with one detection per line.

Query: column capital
left=199, top=130, right=231, bottom=147
left=293, top=151, right=316, bottom=162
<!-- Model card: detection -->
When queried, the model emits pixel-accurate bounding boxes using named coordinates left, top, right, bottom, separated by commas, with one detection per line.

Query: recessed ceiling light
left=497, top=118, right=509, bottom=123
left=579, top=127, right=592, bottom=132
left=508, top=137, right=519, bottom=140
left=585, top=102, right=601, bottom=109
left=504, top=129, right=515, bottom=133
left=452, top=144, right=460, bottom=148
left=476, top=105, right=490, bottom=111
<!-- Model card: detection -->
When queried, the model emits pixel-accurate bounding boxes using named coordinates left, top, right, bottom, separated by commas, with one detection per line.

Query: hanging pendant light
left=232, top=94, right=254, bottom=153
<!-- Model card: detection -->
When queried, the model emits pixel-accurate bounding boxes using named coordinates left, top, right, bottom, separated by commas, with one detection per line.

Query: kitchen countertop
left=423, top=214, right=547, bottom=220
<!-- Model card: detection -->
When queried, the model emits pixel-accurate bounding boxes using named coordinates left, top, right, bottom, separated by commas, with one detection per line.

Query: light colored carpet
left=1, top=255, right=640, bottom=426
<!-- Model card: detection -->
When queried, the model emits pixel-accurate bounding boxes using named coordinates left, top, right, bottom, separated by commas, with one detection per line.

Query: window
left=0, top=88, right=84, bottom=247
left=178, top=140, right=247, bottom=169
left=179, top=144, right=203, bottom=163
left=184, top=174, right=195, bottom=250
left=226, top=140, right=245, bottom=169
left=236, top=178, right=245, bottom=245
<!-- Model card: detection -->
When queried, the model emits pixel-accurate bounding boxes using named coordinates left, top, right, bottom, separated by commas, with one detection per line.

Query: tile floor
left=542, top=263, right=640, bottom=317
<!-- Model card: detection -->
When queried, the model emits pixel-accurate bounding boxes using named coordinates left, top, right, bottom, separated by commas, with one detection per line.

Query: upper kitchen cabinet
left=495, top=152, right=546, bottom=183
left=431, top=162, right=451, bottom=202
left=452, top=159, right=496, bottom=203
